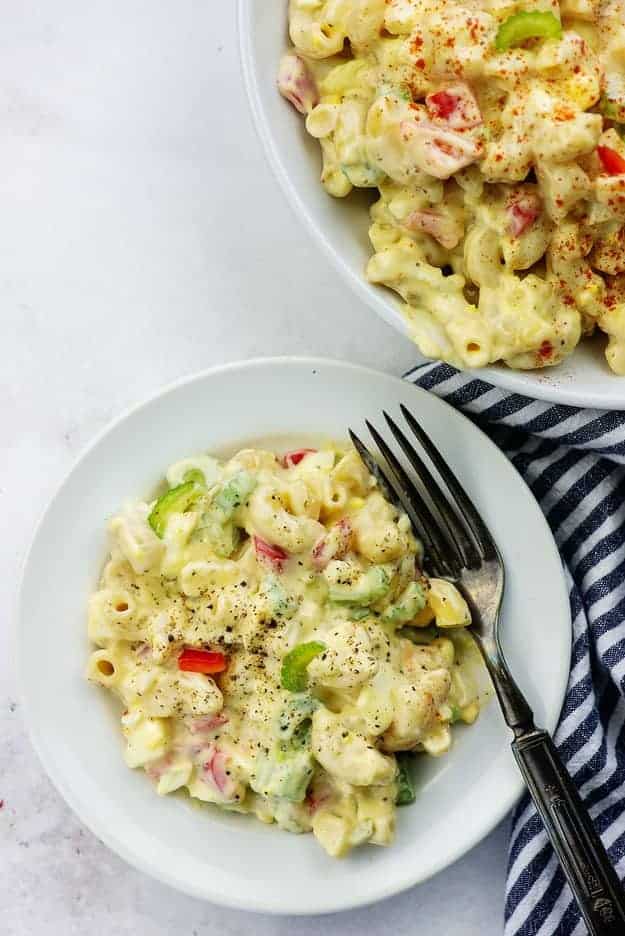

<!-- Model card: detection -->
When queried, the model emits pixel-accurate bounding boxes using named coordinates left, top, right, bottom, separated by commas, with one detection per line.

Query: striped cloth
left=406, top=361, right=625, bottom=936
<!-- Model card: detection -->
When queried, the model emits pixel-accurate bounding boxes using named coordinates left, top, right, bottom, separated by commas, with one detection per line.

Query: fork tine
left=400, top=403, right=497, bottom=561
left=349, top=430, right=401, bottom=511
left=349, top=429, right=445, bottom=576
left=383, top=411, right=481, bottom=570
left=364, top=420, right=459, bottom=578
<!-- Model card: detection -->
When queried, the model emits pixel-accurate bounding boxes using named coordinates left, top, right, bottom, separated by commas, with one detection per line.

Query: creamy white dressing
left=283, top=0, right=625, bottom=374
left=87, top=443, right=483, bottom=857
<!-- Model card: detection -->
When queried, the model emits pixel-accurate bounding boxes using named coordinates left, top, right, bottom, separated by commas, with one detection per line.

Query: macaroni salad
left=87, top=444, right=483, bottom=857
left=279, top=0, right=625, bottom=374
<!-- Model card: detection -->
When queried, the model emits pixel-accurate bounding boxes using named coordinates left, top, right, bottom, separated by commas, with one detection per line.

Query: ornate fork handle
left=350, top=408, right=625, bottom=932
left=480, top=630, right=625, bottom=934
left=511, top=724, right=625, bottom=934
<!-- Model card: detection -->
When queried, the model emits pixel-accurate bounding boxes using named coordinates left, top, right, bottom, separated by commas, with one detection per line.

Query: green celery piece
left=265, top=575, right=298, bottom=619
left=251, top=746, right=314, bottom=803
left=192, top=511, right=240, bottom=557
left=213, top=523, right=240, bottom=558
left=213, top=471, right=256, bottom=517
left=600, top=95, right=619, bottom=120
left=341, top=163, right=385, bottom=187
left=253, top=701, right=316, bottom=802
left=599, top=95, right=625, bottom=133
left=495, top=11, right=562, bottom=51
left=395, top=753, right=417, bottom=806
left=281, top=641, right=326, bottom=693
left=183, top=468, right=206, bottom=485
left=289, top=718, right=312, bottom=751
left=401, top=624, right=439, bottom=644
left=377, top=83, right=411, bottom=102
left=328, top=566, right=390, bottom=606
left=191, top=471, right=256, bottom=556
left=148, top=480, right=204, bottom=538
left=383, top=581, right=427, bottom=625
left=449, top=704, right=462, bottom=724
left=278, top=694, right=318, bottom=741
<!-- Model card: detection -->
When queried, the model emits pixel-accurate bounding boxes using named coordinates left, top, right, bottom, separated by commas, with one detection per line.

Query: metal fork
left=351, top=404, right=625, bottom=936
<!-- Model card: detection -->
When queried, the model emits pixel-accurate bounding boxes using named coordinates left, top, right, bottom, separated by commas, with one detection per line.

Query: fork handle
left=512, top=727, right=625, bottom=935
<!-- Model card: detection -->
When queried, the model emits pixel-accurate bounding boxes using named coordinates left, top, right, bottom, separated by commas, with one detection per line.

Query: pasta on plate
left=87, top=443, right=485, bottom=857
left=279, top=0, right=625, bottom=374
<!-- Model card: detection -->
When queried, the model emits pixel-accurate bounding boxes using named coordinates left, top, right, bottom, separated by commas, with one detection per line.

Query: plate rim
left=237, top=0, right=625, bottom=411
left=15, top=355, right=572, bottom=914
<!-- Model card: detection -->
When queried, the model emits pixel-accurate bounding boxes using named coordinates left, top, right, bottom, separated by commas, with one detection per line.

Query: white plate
left=238, top=0, right=625, bottom=410
left=16, top=357, right=570, bottom=914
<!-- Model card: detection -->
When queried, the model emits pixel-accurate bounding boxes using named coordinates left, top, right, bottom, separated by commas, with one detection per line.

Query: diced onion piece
left=253, top=535, right=289, bottom=570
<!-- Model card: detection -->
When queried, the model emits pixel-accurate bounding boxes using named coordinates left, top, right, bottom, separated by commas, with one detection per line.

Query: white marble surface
left=1, top=3, right=510, bottom=933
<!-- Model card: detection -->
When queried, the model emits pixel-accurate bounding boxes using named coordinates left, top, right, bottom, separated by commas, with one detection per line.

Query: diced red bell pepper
left=425, top=83, right=482, bottom=129
left=178, top=648, right=228, bottom=674
left=597, top=146, right=625, bottom=176
left=427, top=90, right=457, bottom=119
left=280, top=448, right=317, bottom=468
left=507, top=194, right=541, bottom=237
left=253, top=535, right=289, bottom=569
left=311, top=517, right=353, bottom=570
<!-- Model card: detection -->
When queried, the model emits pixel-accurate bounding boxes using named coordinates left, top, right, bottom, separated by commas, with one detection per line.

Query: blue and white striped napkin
left=406, top=361, right=625, bottom=936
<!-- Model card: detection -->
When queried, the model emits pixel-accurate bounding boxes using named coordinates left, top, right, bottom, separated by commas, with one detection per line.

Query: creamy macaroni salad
left=87, top=444, right=482, bottom=857
left=279, top=0, right=625, bottom=373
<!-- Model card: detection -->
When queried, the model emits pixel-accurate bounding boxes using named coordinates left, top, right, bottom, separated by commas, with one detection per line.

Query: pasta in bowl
left=276, top=0, right=625, bottom=375
left=17, top=357, right=571, bottom=910
left=87, top=442, right=484, bottom=857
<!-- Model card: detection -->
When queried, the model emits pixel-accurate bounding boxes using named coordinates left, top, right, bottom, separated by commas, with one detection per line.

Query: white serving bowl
left=239, top=1, right=625, bottom=410
left=17, top=358, right=570, bottom=914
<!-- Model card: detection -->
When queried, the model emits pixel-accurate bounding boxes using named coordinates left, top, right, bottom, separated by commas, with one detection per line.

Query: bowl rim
left=15, top=356, right=571, bottom=913
left=237, top=0, right=625, bottom=411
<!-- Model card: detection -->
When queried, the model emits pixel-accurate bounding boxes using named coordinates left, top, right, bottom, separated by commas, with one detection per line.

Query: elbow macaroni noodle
left=87, top=444, right=485, bottom=857
left=280, top=0, right=625, bottom=374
